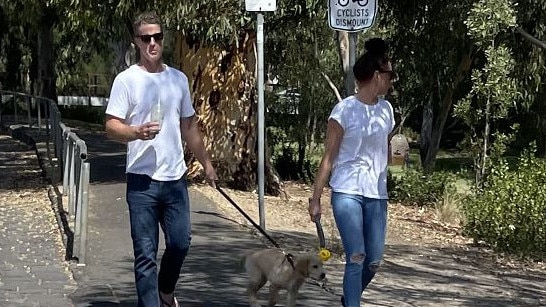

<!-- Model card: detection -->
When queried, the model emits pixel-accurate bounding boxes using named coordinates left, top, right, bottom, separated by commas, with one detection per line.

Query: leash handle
left=215, top=186, right=280, bottom=249
left=315, top=218, right=332, bottom=262
left=315, top=220, right=326, bottom=248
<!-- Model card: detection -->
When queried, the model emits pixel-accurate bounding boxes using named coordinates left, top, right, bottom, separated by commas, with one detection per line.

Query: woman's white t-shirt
left=105, top=64, right=195, bottom=181
left=328, top=96, right=395, bottom=199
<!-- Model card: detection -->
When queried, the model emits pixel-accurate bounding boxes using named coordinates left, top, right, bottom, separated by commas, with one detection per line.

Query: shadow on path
left=69, top=130, right=546, bottom=307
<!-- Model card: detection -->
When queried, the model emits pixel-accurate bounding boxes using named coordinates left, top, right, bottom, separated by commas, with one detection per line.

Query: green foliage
left=454, top=0, right=520, bottom=186
left=58, top=105, right=105, bottom=125
left=389, top=168, right=458, bottom=207
left=399, top=126, right=419, bottom=143
left=379, top=0, right=476, bottom=172
left=57, top=52, right=114, bottom=96
left=268, top=125, right=321, bottom=183
left=464, top=0, right=517, bottom=45
left=463, top=146, right=546, bottom=259
left=271, top=144, right=318, bottom=182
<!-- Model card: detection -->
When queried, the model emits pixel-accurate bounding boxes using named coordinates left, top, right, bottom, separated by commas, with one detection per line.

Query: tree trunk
left=420, top=96, right=434, bottom=169
left=174, top=33, right=281, bottom=195
left=478, top=97, right=491, bottom=186
left=337, top=31, right=350, bottom=96
left=533, top=88, right=546, bottom=157
left=421, top=48, right=473, bottom=173
left=112, top=40, right=134, bottom=76
left=4, top=28, right=23, bottom=91
left=35, top=6, right=57, bottom=102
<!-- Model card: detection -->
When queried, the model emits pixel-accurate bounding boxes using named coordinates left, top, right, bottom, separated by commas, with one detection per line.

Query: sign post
left=245, top=0, right=276, bottom=230
left=328, top=0, right=377, bottom=96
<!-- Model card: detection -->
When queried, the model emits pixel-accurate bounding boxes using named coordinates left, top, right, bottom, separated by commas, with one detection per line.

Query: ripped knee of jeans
left=368, top=260, right=382, bottom=273
left=349, top=253, right=365, bottom=264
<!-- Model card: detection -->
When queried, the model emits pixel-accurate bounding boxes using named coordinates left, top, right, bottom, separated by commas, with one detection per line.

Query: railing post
left=0, top=90, right=91, bottom=266
left=26, top=95, right=31, bottom=127
left=78, top=162, right=90, bottom=265
left=14, top=95, right=18, bottom=123
left=37, top=97, right=42, bottom=133
left=63, top=130, right=71, bottom=194
left=68, top=139, right=77, bottom=218
left=46, top=99, right=51, bottom=137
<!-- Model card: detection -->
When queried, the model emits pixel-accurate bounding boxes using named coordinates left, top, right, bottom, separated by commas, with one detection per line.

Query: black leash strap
left=315, top=220, right=326, bottom=248
left=215, top=185, right=295, bottom=267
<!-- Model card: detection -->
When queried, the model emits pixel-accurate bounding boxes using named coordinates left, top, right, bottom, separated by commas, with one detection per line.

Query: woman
left=308, top=38, right=395, bottom=307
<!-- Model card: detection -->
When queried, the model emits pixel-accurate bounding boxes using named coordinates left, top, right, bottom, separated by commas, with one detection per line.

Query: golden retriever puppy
left=243, top=248, right=326, bottom=307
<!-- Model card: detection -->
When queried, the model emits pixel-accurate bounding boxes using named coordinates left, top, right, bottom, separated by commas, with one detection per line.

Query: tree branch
left=515, top=26, right=546, bottom=51
left=321, top=72, right=342, bottom=102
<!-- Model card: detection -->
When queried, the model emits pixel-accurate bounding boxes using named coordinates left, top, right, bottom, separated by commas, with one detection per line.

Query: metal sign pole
left=346, top=32, right=357, bottom=96
left=257, top=13, right=266, bottom=230
left=245, top=0, right=276, bottom=230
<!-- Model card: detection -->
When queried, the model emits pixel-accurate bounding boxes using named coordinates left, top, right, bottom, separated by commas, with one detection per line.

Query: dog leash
left=215, top=186, right=295, bottom=268
left=314, top=219, right=332, bottom=262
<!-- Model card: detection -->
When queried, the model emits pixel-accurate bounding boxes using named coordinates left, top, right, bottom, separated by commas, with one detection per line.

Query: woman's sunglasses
left=378, top=70, right=396, bottom=80
left=136, top=32, right=164, bottom=44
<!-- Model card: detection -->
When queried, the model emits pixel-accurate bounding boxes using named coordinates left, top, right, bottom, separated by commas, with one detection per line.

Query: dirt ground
left=197, top=181, right=543, bottom=268
left=195, top=182, right=546, bottom=306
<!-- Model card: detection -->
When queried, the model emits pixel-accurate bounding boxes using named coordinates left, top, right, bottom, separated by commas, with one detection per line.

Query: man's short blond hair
left=133, top=11, right=163, bottom=35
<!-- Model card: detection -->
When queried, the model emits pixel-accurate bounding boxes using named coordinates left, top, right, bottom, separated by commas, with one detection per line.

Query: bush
left=273, top=146, right=300, bottom=180
left=463, top=149, right=546, bottom=259
left=389, top=168, right=458, bottom=207
left=272, top=145, right=318, bottom=182
left=59, top=105, right=105, bottom=125
left=434, top=187, right=464, bottom=225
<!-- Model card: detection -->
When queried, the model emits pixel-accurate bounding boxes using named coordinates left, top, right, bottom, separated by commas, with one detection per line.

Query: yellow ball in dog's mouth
left=318, top=248, right=331, bottom=262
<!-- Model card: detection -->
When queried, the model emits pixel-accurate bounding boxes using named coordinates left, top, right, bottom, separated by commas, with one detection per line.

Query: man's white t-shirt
left=329, top=96, right=395, bottom=199
left=105, top=64, right=195, bottom=181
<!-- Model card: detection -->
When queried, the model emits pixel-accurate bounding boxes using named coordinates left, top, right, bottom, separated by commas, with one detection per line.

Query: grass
left=389, top=148, right=474, bottom=194
left=434, top=188, right=464, bottom=225
left=63, top=119, right=104, bottom=132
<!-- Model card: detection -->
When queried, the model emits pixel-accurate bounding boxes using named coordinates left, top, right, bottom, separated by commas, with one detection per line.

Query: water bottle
left=150, top=99, right=163, bottom=131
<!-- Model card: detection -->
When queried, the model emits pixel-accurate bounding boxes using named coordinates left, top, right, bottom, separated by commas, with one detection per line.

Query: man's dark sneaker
left=341, top=295, right=346, bottom=307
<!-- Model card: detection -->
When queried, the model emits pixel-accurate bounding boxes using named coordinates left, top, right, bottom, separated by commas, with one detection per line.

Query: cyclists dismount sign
left=328, top=0, right=377, bottom=31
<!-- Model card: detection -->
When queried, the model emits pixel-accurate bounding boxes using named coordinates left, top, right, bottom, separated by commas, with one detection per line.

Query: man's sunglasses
left=136, top=32, right=164, bottom=43
left=378, top=70, right=397, bottom=80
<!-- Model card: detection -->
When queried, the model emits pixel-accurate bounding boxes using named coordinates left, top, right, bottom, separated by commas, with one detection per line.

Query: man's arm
left=180, top=115, right=218, bottom=185
left=105, top=114, right=160, bottom=143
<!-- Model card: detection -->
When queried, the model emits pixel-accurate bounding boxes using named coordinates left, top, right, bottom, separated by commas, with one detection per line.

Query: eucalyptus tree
left=1, top=0, right=128, bottom=99
left=454, top=0, right=518, bottom=186
left=2, top=0, right=333, bottom=193
left=94, top=0, right=335, bottom=193
left=0, top=2, right=26, bottom=91
left=380, top=0, right=475, bottom=173
left=0, top=1, right=49, bottom=95
left=510, top=0, right=546, bottom=156
left=53, top=3, right=125, bottom=92
left=265, top=2, right=341, bottom=181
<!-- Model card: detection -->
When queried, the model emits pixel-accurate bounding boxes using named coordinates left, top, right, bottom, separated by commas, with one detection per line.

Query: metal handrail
left=0, top=90, right=90, bottom=265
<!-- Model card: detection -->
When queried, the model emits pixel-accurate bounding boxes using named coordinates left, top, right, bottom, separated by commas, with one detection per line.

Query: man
left=105, top=11, right=217, bottom=307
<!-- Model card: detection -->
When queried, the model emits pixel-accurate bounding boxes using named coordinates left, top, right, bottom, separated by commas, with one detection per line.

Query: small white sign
left=328, top=0, right=377, bottom=32
left=245, top=0, right=277, bottom=12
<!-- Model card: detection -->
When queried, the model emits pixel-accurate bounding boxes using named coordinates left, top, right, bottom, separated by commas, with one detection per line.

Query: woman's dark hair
left=353, top=38, right=390, bottom=82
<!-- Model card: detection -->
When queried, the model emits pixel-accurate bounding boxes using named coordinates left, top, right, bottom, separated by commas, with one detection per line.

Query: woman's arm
left=308, top=119, right=344, bottom=221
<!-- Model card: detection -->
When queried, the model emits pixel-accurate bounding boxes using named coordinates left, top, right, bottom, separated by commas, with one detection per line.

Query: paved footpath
left=67, top=129, right=342, bottom=306
left=3, top=125, right=546, bottom=307
left=0, top=133, right=76, bottom=306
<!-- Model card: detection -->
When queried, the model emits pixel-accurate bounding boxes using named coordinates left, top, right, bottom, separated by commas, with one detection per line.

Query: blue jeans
left=331, top=192, right=388, bottom=307
left=126, top=173, right=192, bottom=307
